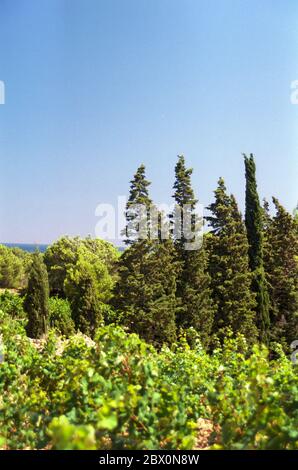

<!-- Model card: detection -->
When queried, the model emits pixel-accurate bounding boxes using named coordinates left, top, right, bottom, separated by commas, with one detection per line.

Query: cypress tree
left=172, top=155, right=197, bottom=244
left=171, top=155, right=214, bottom=346
left=206, top=178, right=258, bottom=344
left=244, top=154, right=270, bottom=342
left=64, top=254, right=104, bottom=337
left=69, top=273, right=102, bottom=337
left=124, top=164, right=152, bottom=244
left=114, top=165, right=178, bottom=347
left=24, top=252, right=49, bottom=338
left=262, top=198, right=271, bottom=230
left=113, top=239, right=178, bottom=348
left=264, top=198, right=298, bottom=347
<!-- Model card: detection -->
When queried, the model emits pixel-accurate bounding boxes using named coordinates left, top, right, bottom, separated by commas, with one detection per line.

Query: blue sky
left=0, top=0, right=297, bottom=244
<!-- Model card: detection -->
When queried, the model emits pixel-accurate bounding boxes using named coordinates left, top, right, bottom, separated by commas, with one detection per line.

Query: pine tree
left=171, top=155, right=214, bottom=346
left=124, top=164, right=152, bottom=244
left=206, top=178, right=258, bottom=344
left=24, top=252, right=49, bottom=338
left=244, top=154, right=270, bottom=342
left=113, top=239, right=178, bottom=348
left=264, top=198, right=298, bottom=347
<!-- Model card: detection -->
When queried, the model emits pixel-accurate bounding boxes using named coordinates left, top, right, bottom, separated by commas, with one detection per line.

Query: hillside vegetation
left=1, top=310, right=298, bottom=450
left=0, top=155, right=297, bottom=450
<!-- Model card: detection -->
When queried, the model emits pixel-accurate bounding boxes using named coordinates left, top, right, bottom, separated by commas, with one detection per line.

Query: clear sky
left=0, top=0, right=297, bottom=244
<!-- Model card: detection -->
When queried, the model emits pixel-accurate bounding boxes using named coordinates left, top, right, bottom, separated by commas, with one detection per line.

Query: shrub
left=49, top=297, right=75, bottom=336
left=0, top=291, right=25, bottom=321
left=0, top=320, right=297, bottom=450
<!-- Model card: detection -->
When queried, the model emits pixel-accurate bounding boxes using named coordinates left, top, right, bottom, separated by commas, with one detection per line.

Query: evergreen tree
left=69, top=274, right=102, bottom=338
left=64, top=254, right=104, bottom=337
left=172, top=155, right=197, bottom=244
left=171, top=155, right=214, bottom=346
left=262, top=198, right=272, bottom=289
left=24, top=252, right=49, bottom=338
left=293, top=203, right=298, bottom=237
left=206, top=178, right=258, bottom=344
left=262, top=198, right=272, bottom=239
left=114, top=165, right=178, bottom=347
left=113, top=239, right=178, bottom=348
left=244, top=154, right=270, bottom=342
left=124, top=164, right=152, bottom=244
left=44, top=236, right=118, bottom=297
left=294, top=202, right=298, bottom=221
left=264, top=198, right=298, bottom=347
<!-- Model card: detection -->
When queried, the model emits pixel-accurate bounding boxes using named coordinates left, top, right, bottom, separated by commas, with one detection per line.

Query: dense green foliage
left=206, top=179, right=257, bottom=344
left=62, top=247, right=115, bottom=336
left=0, top=154, right=297, bottom=451
left=115, top=165, right=178, bottom=347
left=0, top=312, right=297, bottom=450
left=65, top=262, right=103, bottom=337
left=264, top=198, right=298, bottom=347
left=48, top=297, right=75, bottom=336
left=124, top=164, right=152, bottom=244
left=0, top=245, right=30, bottom=289
left=113, top=239, right=178, bottom=347
left=0, top=155, right=296, bottom=353
left=44, top=237, right=118, bottom=297
left=171, top=156, right=214, bottom=346
left=0, top=290, right=25, bottom=321
left=24, top=252, right=49, bottom=339
left=244, top=154, right=270, bottom=342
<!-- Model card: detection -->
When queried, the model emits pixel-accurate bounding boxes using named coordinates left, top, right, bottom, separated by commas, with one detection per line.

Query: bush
left=207, top=337, right=298, bottom=449
left=49, top=297, right=75, bottom=336
left=0, top=291, right=25, bottom=321
left=0, top=319, right=297, bottom=450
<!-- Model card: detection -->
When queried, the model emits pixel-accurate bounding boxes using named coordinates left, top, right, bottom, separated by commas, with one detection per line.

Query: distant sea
left=2, top=243, right=48, bottom=253
left=2, top=243, right=125, bottom=253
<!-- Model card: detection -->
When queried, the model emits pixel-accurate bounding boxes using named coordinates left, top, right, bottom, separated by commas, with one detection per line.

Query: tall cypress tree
left=124, top=164, right=152, bottom=244
left=64, top=252, right=105, bottom=337
left=114, top=165, right=178, bottom=348
left=244, top=154, right=270, bottom=342
left=172, top=155, right=197, bottom=244
left=171, top=155, right=214, bottom=346
left=113, top=239, right=178, bottom=348
left=24, top=252, right=49, bottom=338
left=68, top=273, right=102, bottom=338
left=206, top=178, right=258, bottom=344
left=264, top=198, right=298, bottom=347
